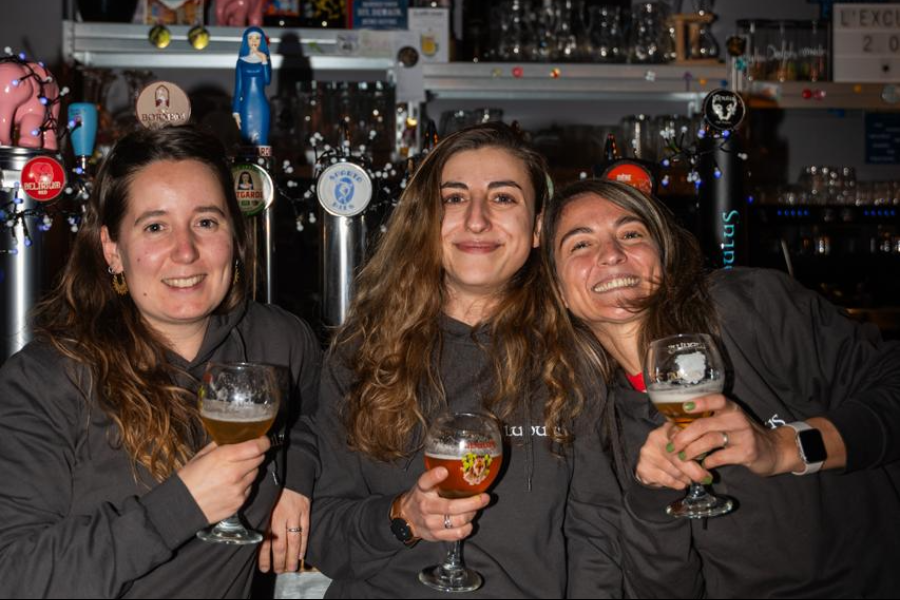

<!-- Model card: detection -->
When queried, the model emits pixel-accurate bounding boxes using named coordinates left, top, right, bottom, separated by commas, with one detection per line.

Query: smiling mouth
left=163, top=275, right=205, bottom=289
left=456, top=242, right=501, bottom=252
left=592, top=276, right=641, bottom=293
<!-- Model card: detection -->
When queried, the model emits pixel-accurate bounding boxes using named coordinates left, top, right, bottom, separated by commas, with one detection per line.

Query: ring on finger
left=721, top=431, right=729, bottom=448
left=443, top=514, right=452, bottom=530
left=287, top=526, right=302, bottom=533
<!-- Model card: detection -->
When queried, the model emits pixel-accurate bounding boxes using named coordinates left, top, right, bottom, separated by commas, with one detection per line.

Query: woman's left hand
left=258, top=488, right=311, bottom=574
left=670, top=393, right=796, bottom=478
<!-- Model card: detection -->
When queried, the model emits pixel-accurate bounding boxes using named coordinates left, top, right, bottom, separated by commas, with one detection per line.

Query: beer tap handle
left=67, top=102, right=97, bottom=174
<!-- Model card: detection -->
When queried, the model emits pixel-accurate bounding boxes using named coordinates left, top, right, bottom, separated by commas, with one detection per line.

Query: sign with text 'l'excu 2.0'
left=834, top=3, right=900, bottom=82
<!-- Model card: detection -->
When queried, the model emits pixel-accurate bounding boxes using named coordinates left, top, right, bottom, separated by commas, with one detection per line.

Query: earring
left=232, top=260, right=240, bottom=287
left=108, top=266, right=128, bottom=296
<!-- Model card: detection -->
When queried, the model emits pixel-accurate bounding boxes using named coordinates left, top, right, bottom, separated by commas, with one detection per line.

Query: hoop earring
left=232, top=260, right=240, bottom=287
left=108, top=266, right=128, bottom=296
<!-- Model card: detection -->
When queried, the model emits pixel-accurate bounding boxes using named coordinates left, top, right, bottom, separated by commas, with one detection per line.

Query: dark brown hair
left=34, top=125, right=250, bottom=481
left=541, top=179, right=718, bottom=379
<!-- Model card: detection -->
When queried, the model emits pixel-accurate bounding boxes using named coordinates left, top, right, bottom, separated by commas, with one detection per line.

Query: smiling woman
left=0, top=126, right=323, bottom=598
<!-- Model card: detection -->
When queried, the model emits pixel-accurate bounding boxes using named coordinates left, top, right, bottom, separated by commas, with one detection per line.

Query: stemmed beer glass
left=196, top=361, right=280, bottom=544
left=418, top=411, right=503, bottom=593
left=645, top=334, right=734, bottom=519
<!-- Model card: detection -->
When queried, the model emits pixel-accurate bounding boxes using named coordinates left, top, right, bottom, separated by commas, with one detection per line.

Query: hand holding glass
left=197, top=361, right=280, bottom=544
left=419, top=411, right=503, bottom=593
left=645, top=333, right=734, bottom=519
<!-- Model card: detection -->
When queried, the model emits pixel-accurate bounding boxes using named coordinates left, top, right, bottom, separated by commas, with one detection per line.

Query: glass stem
left=686, top=482, right=710, bottom=503
left=441, top=539, right=465, bottom=576
left=213, top=513, right=245, bottom=533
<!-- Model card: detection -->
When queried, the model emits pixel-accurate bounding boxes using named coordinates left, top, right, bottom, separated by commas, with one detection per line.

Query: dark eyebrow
left=133, top=206, right=226, bottom=227
left=558, top=226, right=593, bottom=250
left=440, top=180, right=525, bottom=191
left=616, top=215, right=645, bottom=227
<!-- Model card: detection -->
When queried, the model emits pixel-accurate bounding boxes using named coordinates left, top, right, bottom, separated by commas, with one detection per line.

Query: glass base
left=667, top=491, right=734, bottom=519
left=196, top=516, right=263, bottom=545
left=419, top=564, right=483, bottom=593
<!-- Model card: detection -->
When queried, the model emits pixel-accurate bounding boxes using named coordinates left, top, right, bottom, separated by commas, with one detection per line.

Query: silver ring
left=287, top=527, right=302, bottom=533
left=721, top=432, right=729, bottom=448
left=443, top=514, right=452, bottom=530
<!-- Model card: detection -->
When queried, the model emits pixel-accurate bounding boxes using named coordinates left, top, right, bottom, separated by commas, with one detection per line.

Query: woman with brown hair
left=306, top=122, right=622, bottom=598
left=542, top=178, right=900, bottom=598
left=0, top=126, right=321, bottom=597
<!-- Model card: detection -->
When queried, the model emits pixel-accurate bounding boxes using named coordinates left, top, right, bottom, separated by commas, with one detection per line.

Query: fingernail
left=684, top=401, right=696, bottom=412
left=666, top=442, right=675, bottom=453
left=702, top=475, right=713, bottom=486
left=678, top=451, right=687, bottom=461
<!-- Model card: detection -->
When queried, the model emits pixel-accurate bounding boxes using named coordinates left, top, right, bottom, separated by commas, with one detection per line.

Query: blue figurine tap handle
left=233, top=26, right=272, bottom=147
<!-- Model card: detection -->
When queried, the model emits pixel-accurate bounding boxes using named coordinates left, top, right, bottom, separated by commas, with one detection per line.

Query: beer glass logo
left=334, top=176, right=356, bottom=207
left=674, top=351, right=707, bottom=385
left=461, top=452, right=494, bottom=486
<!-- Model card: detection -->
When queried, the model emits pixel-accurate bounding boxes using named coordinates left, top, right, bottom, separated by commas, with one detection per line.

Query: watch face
left=798, top=428, right=828, bottom=464
left=390, top=518, right=412, bottom=542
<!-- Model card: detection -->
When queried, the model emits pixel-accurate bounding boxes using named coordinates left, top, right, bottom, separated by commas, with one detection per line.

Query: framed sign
left=833, top=3, right=900, bottom=82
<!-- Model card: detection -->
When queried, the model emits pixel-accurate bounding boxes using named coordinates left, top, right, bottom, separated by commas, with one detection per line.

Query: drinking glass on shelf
left=196, top=362, right=280, bottom=545
left=645, top=334, right=734, bottom=519
left=418, top=411, right=503, bottom=593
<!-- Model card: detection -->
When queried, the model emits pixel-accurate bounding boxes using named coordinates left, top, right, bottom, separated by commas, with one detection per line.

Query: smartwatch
left=784, top=421, right=827, bottom=475
left=390, top=494, right=419, bottom=547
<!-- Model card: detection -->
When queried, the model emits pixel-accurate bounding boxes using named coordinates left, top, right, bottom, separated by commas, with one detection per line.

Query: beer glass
left=645, top=334, right=734, bottom=519
left=418, top=411, right=503, bottom=593
left=196, top=361, right=280, bottom=544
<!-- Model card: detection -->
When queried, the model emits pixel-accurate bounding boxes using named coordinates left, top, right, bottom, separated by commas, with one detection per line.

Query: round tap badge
left=702, top=89, right=746, bottom=131
left=20, top=156, right=66, bottom=202
left=232, top=164, right=274, bottom=216
left=136, top=81, right=192, bottom=129
left=602, top=161, right=655, bottom=196
left=317, top=161, right=373, bottom=218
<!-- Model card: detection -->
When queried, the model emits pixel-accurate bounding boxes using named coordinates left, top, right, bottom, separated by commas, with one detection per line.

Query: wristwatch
left=390, top=494, right=419, bottom=547
left=784, top=421, right=827, bottom=475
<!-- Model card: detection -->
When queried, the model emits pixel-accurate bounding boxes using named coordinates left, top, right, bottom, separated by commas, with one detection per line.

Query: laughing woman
left=306, top=123, right=622, bottom=598
left=543, top=178, right=900, bottom=598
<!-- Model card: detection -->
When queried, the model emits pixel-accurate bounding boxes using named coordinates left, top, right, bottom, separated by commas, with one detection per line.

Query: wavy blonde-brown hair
left=33, top=126, right=250, bottom=482
left=335, top=122, right=587, bottom=462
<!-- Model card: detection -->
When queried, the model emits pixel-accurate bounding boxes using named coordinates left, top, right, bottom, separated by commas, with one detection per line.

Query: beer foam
left=647, top=380, right=724, bottom=405
left=200, top=399, right=277, bottom=422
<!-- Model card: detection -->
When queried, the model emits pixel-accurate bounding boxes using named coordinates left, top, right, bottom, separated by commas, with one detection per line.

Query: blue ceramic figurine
left=232, top=26, right=271, bottom=146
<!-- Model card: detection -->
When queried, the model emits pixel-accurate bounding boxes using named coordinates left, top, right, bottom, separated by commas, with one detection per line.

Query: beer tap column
left=232, top=26, right=276, bottom=303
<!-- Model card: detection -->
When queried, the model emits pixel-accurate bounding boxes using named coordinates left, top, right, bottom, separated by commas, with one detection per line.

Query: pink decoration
left=216, top=0, right=265, bottom=27
left=0, top=61, right=59, bottom=150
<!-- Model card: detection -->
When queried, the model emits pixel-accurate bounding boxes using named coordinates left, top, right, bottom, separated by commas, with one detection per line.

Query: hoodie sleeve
left=732, top=269, right=900, bottom=472
left=283, top=317, right=324, bottom=497
left=0, top=344, right=208, bottom=598
left=304, top=355, right=404, bottom=580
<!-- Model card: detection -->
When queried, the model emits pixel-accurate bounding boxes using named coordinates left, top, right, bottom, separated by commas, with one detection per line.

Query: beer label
left=602, top=162, right=655, bottom=196
left=20, top=156, right=66, bottom=202
left=703, top=89, right=746, bottom=131
left=461, top=452, right=494, bottom=486
left=317, top=161, right=373, bottom=218
left=136, top=81, right=192, bottom=129
left=232, top=164, right=274, bottom=216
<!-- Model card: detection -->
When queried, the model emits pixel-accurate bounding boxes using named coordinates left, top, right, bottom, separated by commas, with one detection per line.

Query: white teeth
left=164, top=275, right=204, bottom=288
left=592, top=277, right=640, bottom=293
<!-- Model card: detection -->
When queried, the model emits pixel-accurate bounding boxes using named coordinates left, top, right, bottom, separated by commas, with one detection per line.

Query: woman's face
left=553, top=193, right=662, bottom=335
left=439, top=146, right=538, bottom=313
left=247, top=33, right=261, bottom=52
left=101, top=159, right=235, bottom=343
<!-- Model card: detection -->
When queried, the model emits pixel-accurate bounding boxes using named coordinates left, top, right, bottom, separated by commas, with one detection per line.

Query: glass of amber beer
left=419, top=411, right=503, bottom=593
left=646, top=334, right=734, bottom=519
left=196, top=361, right=280, bottom=544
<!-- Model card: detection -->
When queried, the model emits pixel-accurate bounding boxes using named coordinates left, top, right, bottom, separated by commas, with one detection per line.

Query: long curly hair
left=541, top=179, right=718, bottom=381
left=33, top=126, right=251, bottom=482
left=335, top=123, right=587, bottom=461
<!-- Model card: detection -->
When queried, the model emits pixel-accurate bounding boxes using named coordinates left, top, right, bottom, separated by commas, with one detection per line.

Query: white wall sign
left=834, top=3, right=900, bottom=82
